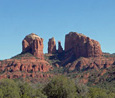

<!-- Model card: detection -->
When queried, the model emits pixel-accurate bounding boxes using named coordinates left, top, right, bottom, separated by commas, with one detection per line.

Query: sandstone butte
left=22, top=33, right=44, bottom=59
left=65, top=32, right=102, bottom=58
left=0, top=32, right=115, bottom=84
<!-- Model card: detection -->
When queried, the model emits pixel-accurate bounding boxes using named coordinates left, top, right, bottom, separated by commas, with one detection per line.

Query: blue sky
left=0, top=0, right=115, bottom=60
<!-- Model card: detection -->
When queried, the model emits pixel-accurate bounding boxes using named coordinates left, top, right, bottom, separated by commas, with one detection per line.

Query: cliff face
left=65, top=32, right=102, bottom=58
left=0, top=58, right=53, bottom=80
left=22, top=33, right=44, bottom=59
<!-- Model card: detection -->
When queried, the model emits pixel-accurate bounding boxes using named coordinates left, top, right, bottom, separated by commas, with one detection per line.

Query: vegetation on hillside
left=11, top=52, right=38, bottom=59
left=1, top=53, right=113, bottom=98
left=0, top=76, right=114, bottom=98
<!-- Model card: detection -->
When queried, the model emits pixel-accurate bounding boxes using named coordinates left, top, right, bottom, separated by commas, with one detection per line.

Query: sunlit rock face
left=48, top=37, right=56, bottom=54
left=65, top=32, right=102, bottom=58
left=22, top=33, right=44, bottom=59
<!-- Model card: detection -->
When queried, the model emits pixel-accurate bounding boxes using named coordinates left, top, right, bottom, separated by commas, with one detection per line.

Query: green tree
left=18, top=81, right=47, bottom=98
left=18, top=82, right=36, bottom=98
left=0, top=89, right=3, bottom=98
left=0, top=79, right=20, bottom=98
left=88, top=87, right=115, bottom=98
left=36, top=90, right=47, bottom=98
left=75, top=78, right=89, bottom=98
left=43, top=75, right=77, bottom=98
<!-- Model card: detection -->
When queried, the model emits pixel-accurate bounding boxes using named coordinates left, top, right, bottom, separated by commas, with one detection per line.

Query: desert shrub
left=36, top=90, right=47, bottom=98
left=88, top=87, right=107, bottom=98
left=88, top=87, right=115, bottom=98
left=0, top=79, right=20, bottom=98
left=75, top=78, right=89, bottom=98
left=18, top=82, right=36, bottom=98
left=76, top=83, right=88, bottom=97
left=0, top=89, right=3, bottom=98
left=17, top=81, right=47, bottom=98
left=43, top=75, right=77, bottom=98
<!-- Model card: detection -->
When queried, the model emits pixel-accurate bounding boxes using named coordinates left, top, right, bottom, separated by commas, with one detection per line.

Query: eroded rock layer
left=0, top=58, right=53, bottom=80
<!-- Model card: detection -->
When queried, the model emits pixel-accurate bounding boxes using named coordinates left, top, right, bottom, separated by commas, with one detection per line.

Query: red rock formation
left=58, top=41, right=63, bottom=53
left=65, top=32, right=102, bottom=58
left=0, top=58, right=53, bottom=80
left=22, top=33, right=44, bottom=59
left=0, top=31, right=115, bottom=84
left=65, top=57, right=115, bottom=71
left=48, top=37, right=56, bottom=54
left=0, top=33, right=56, bottom=81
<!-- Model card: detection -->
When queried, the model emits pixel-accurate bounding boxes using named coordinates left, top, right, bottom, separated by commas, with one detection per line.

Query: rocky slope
left=0, top=56, right=53, bottom=80
left=44, top=53, right=115, bottom=84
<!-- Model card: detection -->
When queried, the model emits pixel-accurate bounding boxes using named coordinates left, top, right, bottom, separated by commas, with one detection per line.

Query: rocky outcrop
left=0, top=33, right=55, bottom=81
left=58, top=41, right=63, bottom=53
left=48, top=37, right=56, bottom=54
left=0, top=58, right=53, bottom=80
left=65, top=57, right=115, bottom=71
left=65, top=32, right=102, bottom=58
left=22, top=33, right=44, bottom=59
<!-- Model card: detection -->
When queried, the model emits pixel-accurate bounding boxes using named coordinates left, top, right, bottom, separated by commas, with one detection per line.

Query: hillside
left=0, top=32, right=115, bottom=88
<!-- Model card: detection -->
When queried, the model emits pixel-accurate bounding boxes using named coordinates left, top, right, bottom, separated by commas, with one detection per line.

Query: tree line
left=0, top=76, right=114, bottom=98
